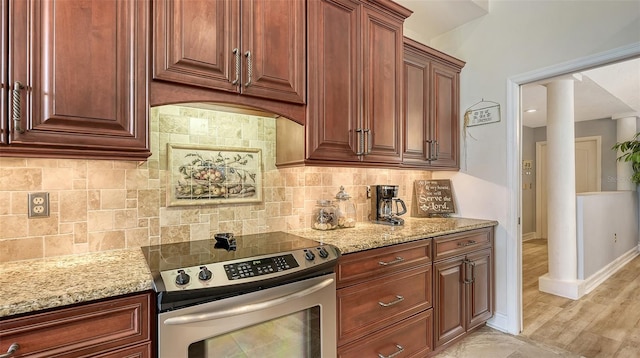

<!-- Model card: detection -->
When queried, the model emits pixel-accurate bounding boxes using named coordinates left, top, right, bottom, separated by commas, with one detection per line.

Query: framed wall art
left=167, top=144, right=263, bottom=206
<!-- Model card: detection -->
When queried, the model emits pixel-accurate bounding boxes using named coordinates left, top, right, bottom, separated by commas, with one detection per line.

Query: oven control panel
left=159, top=245, right=339, bottom=292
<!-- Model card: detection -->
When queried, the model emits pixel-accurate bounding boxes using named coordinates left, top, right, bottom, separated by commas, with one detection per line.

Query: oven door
left=158, top=274, right=337, bottom=358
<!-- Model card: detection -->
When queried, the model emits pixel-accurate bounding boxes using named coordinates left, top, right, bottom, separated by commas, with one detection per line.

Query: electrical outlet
left=366, top=186, right=371, bottom=198
left=28, top=192, right=50, bottom=218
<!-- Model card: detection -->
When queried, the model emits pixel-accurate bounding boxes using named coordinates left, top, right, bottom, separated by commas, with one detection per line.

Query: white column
left=612, top=114, right=639, bottom=191
left=538, top=78, right=580, bottom=299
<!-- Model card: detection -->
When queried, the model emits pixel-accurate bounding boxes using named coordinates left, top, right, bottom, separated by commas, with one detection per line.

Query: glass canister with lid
left=334, top=186, right=356, bottom=228
left=312, top=199, right=339, bottom=230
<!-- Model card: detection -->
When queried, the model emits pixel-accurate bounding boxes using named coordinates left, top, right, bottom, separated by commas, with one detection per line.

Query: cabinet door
left=7, top=0, right=149, bottom=160
left=361, top=5, right=402, bottom=164
left=402, top=46, right=431, bottom=164
left=306, top=0, right=361, bottom=163
left=430, top=62, right=460, bottom=168
left=466, top=248, right=493, bottom=330
left=0, top=0, right=6, bottom=145
left=153, top=0, right=239, bottom=93
left=241, top=0, right=305, bottom=103
left=433, top=257, right=466, bottom=348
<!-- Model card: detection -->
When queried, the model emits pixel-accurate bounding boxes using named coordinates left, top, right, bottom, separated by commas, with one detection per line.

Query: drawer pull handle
left=457, top=240, right=477, bottom=247
left=0, top=343, right=19, bottom=358
left=378, top=295, right=404, bottom=307
left=377, top=344, right=404, bottom=358
left=378, top=256, right=404, bottom=266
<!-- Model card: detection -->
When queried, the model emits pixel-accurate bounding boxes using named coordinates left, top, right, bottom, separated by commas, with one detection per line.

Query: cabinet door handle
left=378, top=295, right=404, bottom=307
left=426, top=139, right=433, bottom=161
left=364, top=128, right=372, bottom=155
left=378, top=256, right=404, bottom=266
left=0, top=343, right=19, bottom=358
left=377, top=344, right=404, bottom=358
left=232, top=48, right=240, bottom=85
left=244, top=50, right=252, bottom=87
left=434, top=140, right=440, bottom=160
left=457, top=240, right=477, bottom=247
left=355, top=128, right=365, bottom=155
left=463, top=258, right=475, bottom=284
left=12, top=81, right=25, bottom=134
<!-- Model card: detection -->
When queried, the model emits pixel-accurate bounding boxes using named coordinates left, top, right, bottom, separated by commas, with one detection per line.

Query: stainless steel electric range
left=141, top=231, right=340, bottom=358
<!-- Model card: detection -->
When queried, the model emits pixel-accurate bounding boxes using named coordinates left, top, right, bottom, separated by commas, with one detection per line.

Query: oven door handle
left=163, top=277, right=335, bottom=325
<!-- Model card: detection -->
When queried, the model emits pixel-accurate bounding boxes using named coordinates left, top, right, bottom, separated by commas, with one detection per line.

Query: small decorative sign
left=412, top=180, right=456, bottom=217
left=464, top=101, right=501, bottom=127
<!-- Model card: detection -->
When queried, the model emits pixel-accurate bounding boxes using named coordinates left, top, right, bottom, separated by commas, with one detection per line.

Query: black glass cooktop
left=141, top=231, right=325, bottom=273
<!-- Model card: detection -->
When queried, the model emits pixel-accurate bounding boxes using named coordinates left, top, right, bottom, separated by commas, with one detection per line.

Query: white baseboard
left=581, top=247, right=639, bottom=296
left=487, top=312, right=510, bottom=334
left=522, top=232, right=537, bottom=241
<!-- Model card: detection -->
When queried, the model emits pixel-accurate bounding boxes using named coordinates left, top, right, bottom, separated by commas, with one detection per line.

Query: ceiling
left=396, top=0, right=640, bottom=129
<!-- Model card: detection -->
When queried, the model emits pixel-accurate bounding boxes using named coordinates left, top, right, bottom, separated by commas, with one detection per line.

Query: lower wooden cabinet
left=433, top=228, right=494, bottom=349
left=0, top=292, right=153, bottom=358
left=338, top=310, right=433, bottom=358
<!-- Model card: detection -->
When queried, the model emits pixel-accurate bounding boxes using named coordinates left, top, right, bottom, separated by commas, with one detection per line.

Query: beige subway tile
left=304, top=172, right=322, bottom=186
left=87, top=211, right=114, bottom=232
left=74, top=222, right=87, bottom=243
left=265, top=202, right=279, bottom=217
left=234, top=206, right=251, bottom=220
left=160, top=207, right=181, bottom=226
left=44, top=234, right=74, bottom=257
left=160, top=225, right=190, bottom=244
left=88, top=230, right=125, bottom=252
left=126, top=199, right=137, bottom=209
left=126, top=169, right=149, bottom=190
left=138, top=218, right=149, bottom=228
left=181, top=210, right=201, bottom=224
left=42, top=167, right=74, bottom=190
left=0, top=158, right=26, bottom=167
left=28, top=214, right=59, bottom=236
left=26, top=158, right=58, bottom=168
left=101, top=189, right=126, bottom=209
left=0, top=168, right=42, bottom=191
left=138, top=189, right=160, bottom=217
left=272, top=187, right=285, bottom=201
left=87, top=161, right=115, bottom=170
left=0, top=237, right=43, bottom=262
left=10, top=192, right=27, bottom=215
left=126, top=227, right=150, bottom=248
left=189, top=223, right=210, bottom=241
left=242, top=219, right=259, bottom=234
left=73, top=179, right=87, bottom=190
left=280, top=202, right=293, bottom=216
left=59, top=191, right=88, bottom=222
left=114, top=209, right=137, bottom=229
left=218, top=221, right=242, bottom=235
left=219, top=208, right=235, bottom=221
left=0, top=192, right=10, bottom=215
left=88, top=190, right=101, bottom=210
left=149, top=218, right=160, bottom=236
left=59, top=222, right=73, bottom=234
left=0, top=215, right=28, bottom=239
left=87, top=169, right=125, bottom=189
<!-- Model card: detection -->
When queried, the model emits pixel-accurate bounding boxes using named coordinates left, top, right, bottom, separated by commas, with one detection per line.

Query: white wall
left=577, top=191, right=639, bottom=280
left=425, top=0, right=640, bottom=334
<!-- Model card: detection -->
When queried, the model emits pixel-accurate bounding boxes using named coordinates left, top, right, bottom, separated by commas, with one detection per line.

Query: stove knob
left=305, top=250, right=315, bottom=261
left=175, top=269, right=190, bottom=286
left=199, top=266, right=212, bottom=281
left=318, top=247, right=329, bottom=259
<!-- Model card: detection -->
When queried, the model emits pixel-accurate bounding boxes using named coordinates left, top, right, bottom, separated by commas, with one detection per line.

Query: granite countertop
left=0, top=217, right=496, bottom=319
left=0, top=248, right=153, bottom=318
left=292, top=217, right=498, bottom=254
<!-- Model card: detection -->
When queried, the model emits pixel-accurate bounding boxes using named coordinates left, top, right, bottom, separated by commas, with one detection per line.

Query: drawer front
left=337, top=265, right=432, bottom=345
left=0, top=293, right=151, bottom=358
left=434, top=227, right=492, bottom=261
left=338, top=309, right=433, bottom=358
left=337, top=239, right=431, bottom=287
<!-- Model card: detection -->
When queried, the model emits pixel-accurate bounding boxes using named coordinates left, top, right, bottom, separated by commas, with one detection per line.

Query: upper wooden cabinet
left=153, top=0, right=305, bottom=105
left=302, top=0, right=410, bottom=166
left=0, top=0, right=7, bottom=146
left=403, top=37, right=464, bottom=169
left=2, top=0, right=150, bottom=160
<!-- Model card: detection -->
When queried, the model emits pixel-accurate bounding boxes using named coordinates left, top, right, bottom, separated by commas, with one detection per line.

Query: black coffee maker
left=370, top=185, right=407, bottom=226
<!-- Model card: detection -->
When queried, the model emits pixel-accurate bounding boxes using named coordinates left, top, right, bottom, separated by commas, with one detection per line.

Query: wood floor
left=521, top=239, right=640, bottom=357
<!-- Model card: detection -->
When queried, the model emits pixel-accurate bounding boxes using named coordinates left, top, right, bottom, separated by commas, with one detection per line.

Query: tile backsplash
left=0, top=105, right=431, bottom=262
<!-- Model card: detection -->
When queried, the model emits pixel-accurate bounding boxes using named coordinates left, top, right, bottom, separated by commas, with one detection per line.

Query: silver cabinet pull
left=378, top=344, right=404, bottom=358
left=244, top=50, right=252, bottom=87
left=426, top=139, right=433, bottom=160
left=232, top=48, right=240, bottom=85
left=457, top=240, right=477, bottom=247
left=355, top=128, right=365, bottom=155
left=434, top=140, right=440, bottom=160
left=12, top=81, right=25, bottom=134
left=378, top=295, right=404, bottom=307
left=378, top=256, right=404, bottom=266
left=364, top=128, right=372, bottom=155
left=463, top=258, right=475, bottom=284
left=0, top=343, right=20, bottom=358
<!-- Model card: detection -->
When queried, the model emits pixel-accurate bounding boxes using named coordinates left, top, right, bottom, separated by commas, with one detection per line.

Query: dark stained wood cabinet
left=433, top=228, right=494, bottom=349
left=153, top=0, right=305, bottom=105
left=290, top=0, right=411, bottom=166
left=2, top=0, right=150, bottom=160
left=336, top=238, right=434, bottom=356
left=0, top=0, right=6, bottom=146
left=402, top=37, right=465, bottom=169
left=0, top=292, right=153, bottom=358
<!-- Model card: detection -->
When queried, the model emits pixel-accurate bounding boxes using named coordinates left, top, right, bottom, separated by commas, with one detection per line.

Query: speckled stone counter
left=0, top=248, right=153, bottom=318
left=291, top=217, right=498, bottom=254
